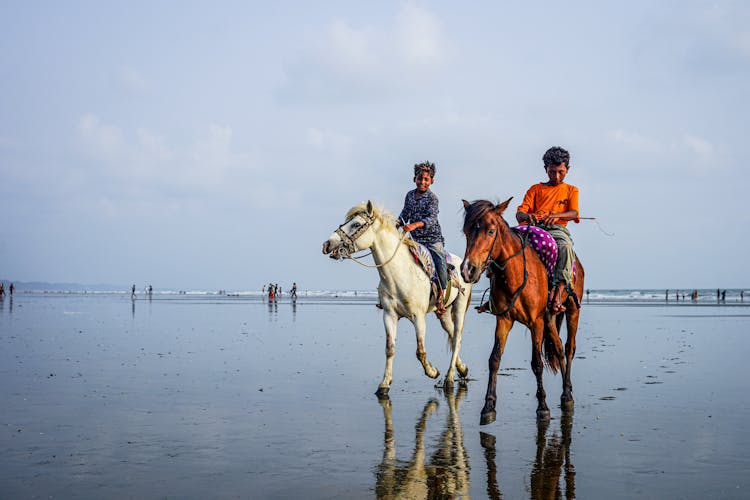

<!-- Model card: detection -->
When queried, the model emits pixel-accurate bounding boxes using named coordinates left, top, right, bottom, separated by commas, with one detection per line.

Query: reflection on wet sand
left=376, top=385, right=470, bottom=499
left=480, top=411, right=575, bottom=499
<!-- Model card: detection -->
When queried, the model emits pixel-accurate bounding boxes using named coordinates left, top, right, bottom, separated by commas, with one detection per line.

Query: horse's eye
left=488, top=229, right=495, bottom=236
left=351, top=222, right=360, bottom=229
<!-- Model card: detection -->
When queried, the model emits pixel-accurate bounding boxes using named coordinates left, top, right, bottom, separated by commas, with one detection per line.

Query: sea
left=1, top=289, right=748, bottom=498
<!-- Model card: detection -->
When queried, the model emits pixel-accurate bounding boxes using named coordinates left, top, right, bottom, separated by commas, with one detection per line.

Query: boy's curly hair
left=413, top=161, right=436, bottom=180
left=542, top=147, right=570, bottom=169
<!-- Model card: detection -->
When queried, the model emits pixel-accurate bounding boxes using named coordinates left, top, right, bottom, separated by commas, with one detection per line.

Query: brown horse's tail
left=542, top=326, right=561, bottom=374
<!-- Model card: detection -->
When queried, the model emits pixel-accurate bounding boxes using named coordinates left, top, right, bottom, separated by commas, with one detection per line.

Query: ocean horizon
left=2, top=285, right=748, bottom=305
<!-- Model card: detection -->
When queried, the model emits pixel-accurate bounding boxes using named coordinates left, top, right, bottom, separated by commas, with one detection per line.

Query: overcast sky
left=1, top=1, right=747, bottom=291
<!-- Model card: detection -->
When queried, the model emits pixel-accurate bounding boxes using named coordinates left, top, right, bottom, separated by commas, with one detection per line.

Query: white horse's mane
left=345, top=202, right=417, bottom=249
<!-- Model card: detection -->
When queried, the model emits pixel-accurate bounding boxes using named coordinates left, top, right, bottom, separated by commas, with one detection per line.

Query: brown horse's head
left=460, top=197, right=513, bottom=283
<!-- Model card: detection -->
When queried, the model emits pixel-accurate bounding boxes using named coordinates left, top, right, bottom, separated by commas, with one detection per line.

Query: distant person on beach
left=9, top=283, right=14, bottom=296
left=397, top=160, right=448, bottom=316
left=717, top=288, right=720, bottom=300
left=666, top=289, right=669, bottom=301
left=691, top=290, right=698, bottom=301
left=0, top=282, right=4, bottom=297
left=721, top=290, right=726, bottom=301
left=131, top=284, right=136, bottom=299
left=742, top=290, right=745, bottom=301
left=290, top=282, right=297, bottom=299
left=516, top=146, right=579, bottom=313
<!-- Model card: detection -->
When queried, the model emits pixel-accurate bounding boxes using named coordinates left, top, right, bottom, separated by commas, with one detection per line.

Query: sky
left=1, top=1, right=748, bottom=291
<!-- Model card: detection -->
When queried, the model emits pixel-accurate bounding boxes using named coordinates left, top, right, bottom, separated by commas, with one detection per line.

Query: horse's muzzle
left=322, top=240, right=345, bottom=260
left=461, top=261, right=483, bottom=284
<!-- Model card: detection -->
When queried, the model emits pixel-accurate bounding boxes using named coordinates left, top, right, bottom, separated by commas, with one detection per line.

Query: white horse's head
left=322, top=200, right=387, bottom=260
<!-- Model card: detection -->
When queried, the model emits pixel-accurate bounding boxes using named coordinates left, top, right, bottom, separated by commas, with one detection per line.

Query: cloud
left=606, top=128, right=732, bottom=173
left=277, top=4, right=448, bottom=105
left=306, top=127, right=352, bottom=156
left=116, top=65, right=151, bottom=95
left=74, top=114, right=263, bottom=207
left=395, top=4, right=443, bottom=65
left=77, top=113, right=126, bottom=161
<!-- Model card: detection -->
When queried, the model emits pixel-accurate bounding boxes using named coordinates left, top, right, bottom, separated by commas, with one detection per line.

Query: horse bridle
left=478, top=222, right=531, bottom=317
left=334, top=212, right=376, bottom=258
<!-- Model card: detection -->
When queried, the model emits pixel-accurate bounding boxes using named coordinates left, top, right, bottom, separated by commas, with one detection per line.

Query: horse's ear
left=366, top=200, right=374, bottom=216
left=462, top=199, right=470, bottom=209
left=495, top=197, right=513, bottom=213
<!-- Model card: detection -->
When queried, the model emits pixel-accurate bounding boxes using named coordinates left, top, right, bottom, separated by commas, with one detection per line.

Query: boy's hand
left=541, top=214, right=560, bottom=225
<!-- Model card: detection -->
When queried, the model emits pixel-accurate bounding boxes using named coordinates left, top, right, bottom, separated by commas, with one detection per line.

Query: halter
left=478, top=223, right=531, bottom=317
left=334, top=211, right=376, bottom=258
left=333, top=211, right=408, bottom=269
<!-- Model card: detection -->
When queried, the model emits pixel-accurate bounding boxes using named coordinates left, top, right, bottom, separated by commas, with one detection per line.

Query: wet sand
left=1, top=294, right=748, bottom=498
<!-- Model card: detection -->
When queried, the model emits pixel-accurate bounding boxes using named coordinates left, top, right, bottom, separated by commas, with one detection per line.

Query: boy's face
left=545, top=163, right=568, bottom=186
left=415, top=171, right=433, bottom=192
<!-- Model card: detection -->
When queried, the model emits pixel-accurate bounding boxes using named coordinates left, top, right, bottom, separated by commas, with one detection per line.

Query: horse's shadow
left=375, top=385, right=471, bottom=499
left=480, top=411, right=576, bottom=499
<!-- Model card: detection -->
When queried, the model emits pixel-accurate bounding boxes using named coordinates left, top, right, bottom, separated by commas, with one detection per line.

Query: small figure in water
left=131, top=284, right=136, bottom=299
left=290, top=282, right=298, bottom=300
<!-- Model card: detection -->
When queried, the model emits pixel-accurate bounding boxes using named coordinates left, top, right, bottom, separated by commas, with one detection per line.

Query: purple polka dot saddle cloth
left=512, top=225, right=577, bottom=283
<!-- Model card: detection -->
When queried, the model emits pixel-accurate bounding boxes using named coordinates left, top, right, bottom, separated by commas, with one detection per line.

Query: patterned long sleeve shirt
left=398, top=189, right=444, bottom=245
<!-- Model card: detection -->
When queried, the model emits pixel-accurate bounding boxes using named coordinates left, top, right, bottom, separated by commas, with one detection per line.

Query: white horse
left=322, top=201, right=472, bottom=396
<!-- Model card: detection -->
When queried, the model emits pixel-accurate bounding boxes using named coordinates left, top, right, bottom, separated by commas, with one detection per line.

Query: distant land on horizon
left=0, top=280, right=127, bottom=293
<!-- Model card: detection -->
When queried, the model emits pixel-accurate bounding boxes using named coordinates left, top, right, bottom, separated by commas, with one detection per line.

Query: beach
left=1, top=292, right=748, bottom=499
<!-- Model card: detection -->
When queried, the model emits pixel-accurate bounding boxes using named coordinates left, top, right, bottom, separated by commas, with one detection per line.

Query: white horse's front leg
left=412, top=314, right=440, bottom=379
left=376, top=310, right=399, bottom=397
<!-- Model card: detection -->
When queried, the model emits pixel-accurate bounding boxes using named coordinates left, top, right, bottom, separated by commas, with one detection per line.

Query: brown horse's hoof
left=375, top=387, right=390, bottom=399
left=536, top=409, right=551, bottom=421
left=480, top=410, right=497, bottom=426
left=561, top=395, right=574, bottom=410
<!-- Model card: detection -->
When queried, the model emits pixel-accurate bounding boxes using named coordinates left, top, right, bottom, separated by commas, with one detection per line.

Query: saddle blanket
left=512, top=225, right=577, bottom=282
left=408, top=242, right=460, bottom=285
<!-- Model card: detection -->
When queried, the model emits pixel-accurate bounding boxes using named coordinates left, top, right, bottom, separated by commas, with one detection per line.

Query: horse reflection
left=480, top=411, right=575, bottom=499
left=376, top=386, right=470, bottom=499
left=530, top=412, right=575, bottom=499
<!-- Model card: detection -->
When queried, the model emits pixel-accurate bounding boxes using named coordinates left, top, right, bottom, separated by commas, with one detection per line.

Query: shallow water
left=1, top=294, right=748, bottom=499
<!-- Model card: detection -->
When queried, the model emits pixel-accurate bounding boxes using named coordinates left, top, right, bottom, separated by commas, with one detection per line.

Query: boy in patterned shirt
left=516, top=147, right=579, bottom=313
left=398, top=161, right=448, bottom=315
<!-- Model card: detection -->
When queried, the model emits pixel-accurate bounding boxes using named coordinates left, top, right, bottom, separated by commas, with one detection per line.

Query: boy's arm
left=403, top=193, right=438, bottom=233
left=516, top=186, right=537, bottom=224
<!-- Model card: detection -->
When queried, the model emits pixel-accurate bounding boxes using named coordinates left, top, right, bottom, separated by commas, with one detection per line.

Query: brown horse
left=460, top=198, right=585, bottom=424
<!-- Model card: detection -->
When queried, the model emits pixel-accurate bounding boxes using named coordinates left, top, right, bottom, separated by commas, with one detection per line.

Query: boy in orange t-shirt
left=516, top=146, right=579, bottom=312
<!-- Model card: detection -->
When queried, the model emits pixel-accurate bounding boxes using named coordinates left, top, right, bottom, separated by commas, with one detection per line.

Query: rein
left=480, top=225, right=531, bottom=317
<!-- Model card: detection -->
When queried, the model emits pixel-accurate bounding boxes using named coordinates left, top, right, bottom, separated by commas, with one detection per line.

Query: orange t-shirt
left=516, top=182, right=579, bottom=227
